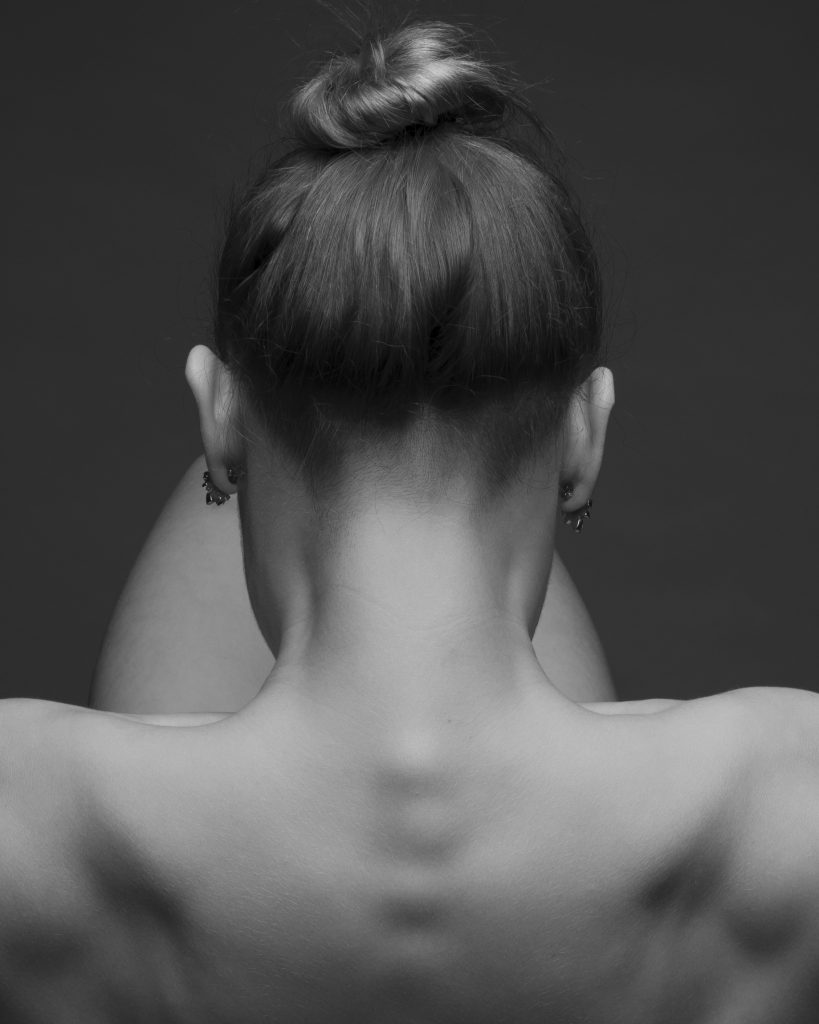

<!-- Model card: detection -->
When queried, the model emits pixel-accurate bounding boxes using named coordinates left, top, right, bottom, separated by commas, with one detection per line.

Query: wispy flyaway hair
left=214, top=15, right=603, bottom=497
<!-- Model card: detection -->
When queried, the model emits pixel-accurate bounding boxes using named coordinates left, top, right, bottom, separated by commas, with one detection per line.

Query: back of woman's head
left=214, top=14, right=602, bottom=501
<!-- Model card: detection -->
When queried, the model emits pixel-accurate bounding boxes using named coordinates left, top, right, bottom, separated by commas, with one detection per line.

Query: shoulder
left=680, top=687, right=819, bottom=955
left=583, top=684, right=819, bottom=759
left=581, top=688, right=819, bottom=965
left=0, top=696, right=234, bottom=779
left=632, top=685, right=819, bottom=842
left=668, top=685, right=819, bottom=777
left=709, top=685, right=819, bottom=844
left=0, top=699, right=102, bottom=951
left=715, top=683, right=819, bottom=751
left=0, top=699, right=230, bottom=889
left=0, top=698, right=235, bottom=833
left=0, top=697, right=85, bottom=793
left=0, top=698, right=120, bottom=850
left=0, top=699, right=236, bottom=956
left=582, top=686, right=819, bottom=871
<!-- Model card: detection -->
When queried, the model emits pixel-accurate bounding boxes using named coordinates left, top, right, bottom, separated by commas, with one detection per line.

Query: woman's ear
left=559, top=367, right=615, bottom=511
left=185, top=345, right=243, bottom=493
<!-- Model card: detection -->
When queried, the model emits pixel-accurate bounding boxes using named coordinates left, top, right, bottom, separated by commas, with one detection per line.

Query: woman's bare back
left=2, top=685, right=817, bottom=1024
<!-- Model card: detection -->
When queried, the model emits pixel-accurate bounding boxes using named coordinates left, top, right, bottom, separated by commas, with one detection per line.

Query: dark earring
left=202, top=470, right=231, bottom=506
left=562, top=499, right=593, bottom=533
left=226, top=466, right=243, bottom=486
left=560, top=482, right=574, bottom=501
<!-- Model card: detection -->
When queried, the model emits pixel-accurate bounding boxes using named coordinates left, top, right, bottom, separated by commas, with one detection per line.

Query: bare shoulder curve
left=603, top=687, right=819, bottom=986
left=582, top=684, right=819, bottom=737
left=706, top=687, right=819, bottom=980
left=0, top=699, right=98, bottom=944
left=691, top=685, right=819, bottom=763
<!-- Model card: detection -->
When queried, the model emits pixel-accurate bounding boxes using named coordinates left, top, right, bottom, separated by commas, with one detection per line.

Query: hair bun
left=287, top=20, right=516, bottom=150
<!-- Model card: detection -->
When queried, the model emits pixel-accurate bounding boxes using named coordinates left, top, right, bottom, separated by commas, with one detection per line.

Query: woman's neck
left=241, top=473, right=560, bottom=716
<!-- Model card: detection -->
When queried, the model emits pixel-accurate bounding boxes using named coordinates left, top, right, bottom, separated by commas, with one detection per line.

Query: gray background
left=3, top=0, right=817, bottom=704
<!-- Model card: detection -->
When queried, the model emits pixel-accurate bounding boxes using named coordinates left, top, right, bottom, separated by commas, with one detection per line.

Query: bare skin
left=88, top=458, right=616, bottom=714
left=2, top=360, right=818, bottom=1023
left=4, top=678, right=819, bottom=1023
